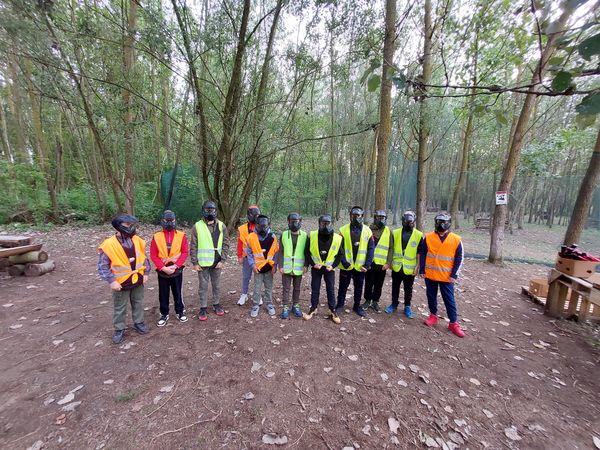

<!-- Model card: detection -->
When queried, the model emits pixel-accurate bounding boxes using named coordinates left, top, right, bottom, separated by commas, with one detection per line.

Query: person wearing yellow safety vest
left=97, top=214, right=151, bottom=345
left=362, top=210, right=394, bottom=314
left=385, top=211, right=424, bottom=318
left=303, top=214, right=347, bottom=324
left=190, top=200, right=230, bottom=322
left=418, top=212, right=465, bottom=338
left=150, top=210, right=190, bottom=327
left=335, top=206, right=375, bottom=318
left=277, top=213, right=308, bottom=319
left=245, top=215, right=279, bottom=318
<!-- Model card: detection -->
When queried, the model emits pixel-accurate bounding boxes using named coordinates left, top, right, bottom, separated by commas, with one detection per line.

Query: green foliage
left=0, top=161, right=49, bottom=223
left=576, top=92, right=600, bottom=117
left=578, top=33, right=600, bottom=61
left=367, top=74, right=381, bottom=92
left=551, top=71, right=573, bottom=92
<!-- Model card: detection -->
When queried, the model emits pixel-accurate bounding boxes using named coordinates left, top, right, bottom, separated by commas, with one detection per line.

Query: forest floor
left=1, top=221, right=599, bottom=450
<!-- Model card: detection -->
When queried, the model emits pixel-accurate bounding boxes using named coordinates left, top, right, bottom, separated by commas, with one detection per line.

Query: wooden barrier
left=545, top=269, right=600, bottom=322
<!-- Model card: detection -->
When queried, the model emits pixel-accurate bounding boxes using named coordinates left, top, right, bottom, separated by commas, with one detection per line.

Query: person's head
left=401, top=211, right=416, bottom=230
left=349, top=206, right=364, bottom=227
left=247, top=205, right=260, bottom=224
left=111, top=214, right=138, bottom=238
left=202, top=200, right=217, bottom=222
left=161, top=210, right=177, bottom=231
left=434, top=212, right=452, bottom=234
left=255, top=214, right=270, bottom=237
left=287, top=212, right=302, bottom=233
left=318, top=214, right=334, bottom=235
left=373, top=210, right=387, bottom=229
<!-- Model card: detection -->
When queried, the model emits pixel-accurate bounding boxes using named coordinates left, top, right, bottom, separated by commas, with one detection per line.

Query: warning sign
left=495, top=191, right=508, bottom=205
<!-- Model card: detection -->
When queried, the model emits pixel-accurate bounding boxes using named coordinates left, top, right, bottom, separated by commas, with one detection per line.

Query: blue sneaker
left=404, top=306, right=413, bottom=319
left=281, top=306, right=290, bottom=319
left=292, top=304, right=303, bottom=317
left=385, top=304, right=397, bottom=314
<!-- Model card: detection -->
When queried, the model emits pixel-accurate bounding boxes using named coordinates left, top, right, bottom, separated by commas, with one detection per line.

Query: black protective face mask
left=162, top=219, right=176, bottom=231
left=256, top=225, right=269, bottom=237
left=203, top=211, right=217, bottom=221
left=119, top=225, right=137, bottom=238
left=374, top=218, right=386, bottom=228
left=436, top=222, right=450, bottom=233
left=319, top=225, right=333, bottom=235
left=288, top=221, right=301, bottom=232
left=351, top=217, right=363, bottom=227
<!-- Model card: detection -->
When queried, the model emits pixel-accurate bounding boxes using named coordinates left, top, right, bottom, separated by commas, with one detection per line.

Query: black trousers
left=391, top=270, right=415, bottom=307
left=336, top=269, right=365, bottom=310
left=310, top=267, right=336, bottom=311
left=158, top=273, right=185, bottom=316
left=364, top=263, right=387, bottom=302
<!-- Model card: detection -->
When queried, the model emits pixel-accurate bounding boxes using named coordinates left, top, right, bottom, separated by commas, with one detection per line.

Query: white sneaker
left=259, top=298, right=263, bottom=306
left=238, top=293, right=248, bottom=306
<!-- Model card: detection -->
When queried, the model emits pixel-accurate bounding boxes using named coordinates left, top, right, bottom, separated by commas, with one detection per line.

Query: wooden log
left=24, top=260, right=56, bottom=277
left=0, top=244, right=42, bottom=258
left=0, top=258, right=10, bottom=269
left=8, top=250, right=48, bottom=264
left=0, top=235, right=32, bottom=248
left=7, top=264, right=26, bottom=276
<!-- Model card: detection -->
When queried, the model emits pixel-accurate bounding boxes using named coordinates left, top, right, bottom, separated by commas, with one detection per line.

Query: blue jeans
left=241, top=256, right=253, bottom=294
left=425, top=278, right=458, bottom=323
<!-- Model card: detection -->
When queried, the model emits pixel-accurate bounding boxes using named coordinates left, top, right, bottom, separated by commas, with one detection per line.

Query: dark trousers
left=336, top=269, right=365, bottom=310
left=158, top=273, right=185, bottom=316
left=282, top=273, right=302, bottom=306
left=364, top=264, right=386, bottom=303
left=310, top=267, right=336, bottom=311
left=391, top=270, right=415, bottom=307
left=425, top=278, right=457, bottom=322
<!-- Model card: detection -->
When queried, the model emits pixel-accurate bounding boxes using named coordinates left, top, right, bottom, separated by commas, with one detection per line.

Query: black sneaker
left=198, top=308, right=208, bottom=321
left=157, top=314, right=169, bottom=327
left=176, top=313, right=188, bottom=322
left=353, top=306, right=367, bottom=317
left=361, top=300, right=372, bottom=310
left=112, top=330, right=125, bottom=344
left=133, top=322, right=149, bottom=334
left=371, top=302, right=381, bottom=313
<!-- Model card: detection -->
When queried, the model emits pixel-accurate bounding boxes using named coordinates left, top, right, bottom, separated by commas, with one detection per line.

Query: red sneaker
left=448, top=322, right=465, bottom=338
left=198, top=308, right=208, bottom=321
left=213, top=305, right=225, bottom=316
left=424, top=314, right=438, bottom=327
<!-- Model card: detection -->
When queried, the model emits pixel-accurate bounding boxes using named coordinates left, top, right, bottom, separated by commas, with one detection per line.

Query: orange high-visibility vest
left=152, top=230, right=184, bottom=265
left=98, top=235, right=146, bottom=284
left=238, top=223, right=251, bottom=257
left=424, top=231, right=461, bottom=283
left=247, top=233, right=279, bottom=270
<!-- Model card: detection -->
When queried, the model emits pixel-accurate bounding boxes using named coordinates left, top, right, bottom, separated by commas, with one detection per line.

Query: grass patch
left=115, top=386, right=146, bottom=402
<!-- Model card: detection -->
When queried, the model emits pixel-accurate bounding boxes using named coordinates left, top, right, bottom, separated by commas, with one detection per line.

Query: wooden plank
left=0, top=235, right=32, bottom=248
left=0, top=244, right=42, bottom=258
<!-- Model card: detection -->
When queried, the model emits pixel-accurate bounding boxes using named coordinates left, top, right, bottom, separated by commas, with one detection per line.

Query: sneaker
left=385, top=304, right=397, bottom=314
left=112, top=329, right=125, bottom=344
left=237, top=293, right=248, bottom=306
left=424, top=314, right=439, bottom=327
left=259, top=298, right=263, bottom=306
left=157, top=314, right=169, bottom=327
left=266, top=304, right=276, bottom=316
left=403, top=306, right=413, bottom=319
left=250, top=305, right=260, bottom=318
left=330, top=311, right=341, bottom=324
left=361, top=300, right=372, bottom=310
left=371, top=301, right=381, bottom=313
left=303, top=307, right=317, bottom=320
left=335, top=306, right=345, bottom=316
left=353, top=306, right=367, bottom=317
left=133, top=322, right=148, bottom=334
left=176, top=313, right=188, bottom=322
left=292, top=304, right=302, bottom=317
left=281, top=306, right=290, bottom=319
left=198, top=308, right=208, bottom=321
left=448, top=322, right=465, bottom=338
left=213, top=305, right=225, bottom=316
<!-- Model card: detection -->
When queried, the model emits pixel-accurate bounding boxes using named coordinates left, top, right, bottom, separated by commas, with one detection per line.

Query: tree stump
left=24, top=260, right=56, bottom=277
left=7, top=264, right=26, bottom=276
left=8, top=251, right=48, bottom=265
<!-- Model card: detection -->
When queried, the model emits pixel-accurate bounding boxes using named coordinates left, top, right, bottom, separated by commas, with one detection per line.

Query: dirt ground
left=1, top=223, right=599, bottom=450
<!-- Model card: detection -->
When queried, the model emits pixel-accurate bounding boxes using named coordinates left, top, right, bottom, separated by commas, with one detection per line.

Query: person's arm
left=450, top=241, right=464, bottom=280
left=304, top=235, right=313, bottom=267
left=277, top=233, right=285, bottom=269
left=271, top=235, right=280, bottom=267
left=150, top=237, right=163, bottom=270
left=363, top=235, right=375, bottom=269
left=175, top=234, right=189, bottom=267
left=189, top=227, right=198, bottom=266
left=335, top=242, right=349, bottom=269
left=419, top=237, right=427, bottom=275
left=97, top=250, right=115, bottom=283
left=386, top=231, right=394, bottom=267
left=220, top=225, right=230, bottom=262
left=245, top=239, right=255, bottom=267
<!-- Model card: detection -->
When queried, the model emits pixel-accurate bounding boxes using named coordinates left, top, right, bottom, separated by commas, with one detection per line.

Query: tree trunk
left=0, top=96, right=12, bottom=161
left=6, top=57, right=28, bottom=163
left=374, top=0, right=396, bottom=211
left=564, top=128, right=600, bottom=245
left=8, top=264, right=26, bottom=277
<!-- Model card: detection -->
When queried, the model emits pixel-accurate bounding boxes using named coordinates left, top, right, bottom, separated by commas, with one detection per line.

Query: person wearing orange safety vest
left=418, top=212, right=465, bottom=338
left=237, top=205, right=261, bottom=306
left=245, top=215, right=279, bottom=318
left=97, top=214, right=151, bottom=345
left=150, top=210, right=189, bottom=327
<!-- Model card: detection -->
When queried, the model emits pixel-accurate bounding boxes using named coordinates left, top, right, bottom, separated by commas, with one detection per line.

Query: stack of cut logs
left=0, top=235, right=56, bottom=277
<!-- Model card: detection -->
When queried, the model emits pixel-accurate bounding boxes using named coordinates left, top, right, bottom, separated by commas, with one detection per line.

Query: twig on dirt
left=456, top=355, right=465, bottom=369
left=151, top=411, right=222, bottom=442
left=319, top=433, right=334, bottom=450
left=146, top=385, right=178, bottom=418
left=338, top=374, right=380, bottom=389
left=503, top=400, right=514, bottom=422
left=498, top=336, right=516, bottom=346
left=0, top=335, right=17, bottom=342
left=289, top=428, right=305, bottom=447
left=8, top=428, right=40, bottom=445
left=297, top=395, right=307, bottom=411
left=203, top=402, right=218, bottom=416
left=12, top=353, right=44, bottom=368
left=53, top=318, right=87, bottom=338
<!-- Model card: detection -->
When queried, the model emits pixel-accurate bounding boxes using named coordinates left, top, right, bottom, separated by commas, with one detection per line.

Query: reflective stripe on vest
left=339, top=224, right=372, bottom=271
left=391, top=228, right=423, bottom=275
left=98, top=235, right=146, bottom=284
left=195, top=220, right=224, bottom=267
left=153, top=230, right=184, bottom=265
left=282, top=230, right=307, bottom=275
left=309, top=231, right=342, bottom=267
left=372, top=226, right=391, bottom=265
left=424, top=231, right=461, bottom=282
left=247, top=232, right=279, bottom=270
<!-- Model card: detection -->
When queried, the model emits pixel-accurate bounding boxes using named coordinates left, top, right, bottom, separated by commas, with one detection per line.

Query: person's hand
left=303, top=267, right=308, bottom=274
left=279, top=267, right=284, bottom=274
left=360, top=266, right=368, bottom=273
left=143, top=275, right=149, bottom=284
left=110, top=281, right=122, bottom=291
left=161, top=265, right=174, bottom=274
left=418, top=273, right=425, bottom=279
left=449, top=277, right=457, bottom=284
left=253, top=265, right=259, bottom=273
left=313, top=263, right=322, bottom=270
left=215, top=261, right=223, bottom=269
left=238, top=256, right=243, bottom=264
left=193, top=265, right=202, bottom=272
left=382, top=263, right=390, bottom=271
left=326, top=265, right=333, bottom=272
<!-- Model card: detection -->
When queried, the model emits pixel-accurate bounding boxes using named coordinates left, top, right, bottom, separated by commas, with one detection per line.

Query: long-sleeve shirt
left=237, top=222, right=255, bottom=258
left=245, top=231, right=279, bottom=271
left=97, top=234, right=151, bottom=284
left=304, top=233, right=347, bottom=269
left=189, top=220, right=230, bottom=267
left=150, top=229, right=189, bottom=270
left=370, top=225, right=394, bottom=266
left=346, top=224, right=375, bottom=269
left=419, top=232, right=464, bottom=280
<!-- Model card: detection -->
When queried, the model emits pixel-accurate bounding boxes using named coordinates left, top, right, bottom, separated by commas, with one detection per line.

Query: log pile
left=0, top=235, right=56, bottom=277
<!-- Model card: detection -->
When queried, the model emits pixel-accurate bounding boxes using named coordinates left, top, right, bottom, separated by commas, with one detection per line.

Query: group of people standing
left=97, top=203, right=465, bottom=345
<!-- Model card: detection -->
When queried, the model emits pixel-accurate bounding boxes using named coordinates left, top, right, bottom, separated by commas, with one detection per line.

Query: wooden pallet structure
left=521, top=285, right=547, bottom=307
left=0, top=235, right=55, bottom=277
left=543, top=269, right=600, bottom=323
